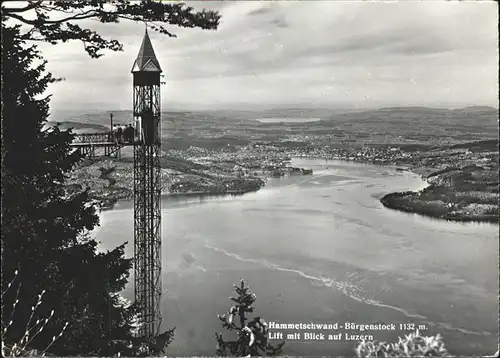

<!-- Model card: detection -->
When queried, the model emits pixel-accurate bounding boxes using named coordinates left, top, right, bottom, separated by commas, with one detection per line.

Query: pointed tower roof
left=131, top=28, right=162, bottom=73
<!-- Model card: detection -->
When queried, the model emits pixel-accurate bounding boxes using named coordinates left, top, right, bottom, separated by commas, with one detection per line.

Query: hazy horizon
left=17, top=1, right=497, bottom=112
left=48, top=103, right=499, bottom=116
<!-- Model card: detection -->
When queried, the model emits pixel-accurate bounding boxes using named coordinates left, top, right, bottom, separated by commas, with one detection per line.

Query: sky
left=15, top=0, right=499, bottom=111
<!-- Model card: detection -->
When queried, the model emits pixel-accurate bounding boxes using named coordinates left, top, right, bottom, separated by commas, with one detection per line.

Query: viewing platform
left=71, top=132, right=138, bottom=158
left=71, top=129, right=161, bottom=158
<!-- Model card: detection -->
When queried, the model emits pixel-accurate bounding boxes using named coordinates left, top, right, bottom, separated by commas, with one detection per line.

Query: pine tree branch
left=6, top=10, right=101, bottom=26
left=2, top=0, right=43, bottom=13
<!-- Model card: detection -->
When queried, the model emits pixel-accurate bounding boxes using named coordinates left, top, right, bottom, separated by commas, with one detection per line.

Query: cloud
left=247, top=6, right=273, bottom=17
left=33, top=0, right=497, bottom=111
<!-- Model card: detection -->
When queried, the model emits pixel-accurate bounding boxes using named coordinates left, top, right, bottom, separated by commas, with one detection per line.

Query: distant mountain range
left=46, top=106, right=498, bottom=137
left=44, top=120, right=110, bottom=133
left=454, top=105, right=499, bottom=113
left=375, top=105, right=498, bottom=113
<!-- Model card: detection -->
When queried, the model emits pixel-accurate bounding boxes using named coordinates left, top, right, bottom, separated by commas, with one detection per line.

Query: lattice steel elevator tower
left=131, top=28, right=163, bottom=338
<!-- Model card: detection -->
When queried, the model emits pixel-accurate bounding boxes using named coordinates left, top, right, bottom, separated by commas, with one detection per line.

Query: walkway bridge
left=71, top=132, right=129, bottom=158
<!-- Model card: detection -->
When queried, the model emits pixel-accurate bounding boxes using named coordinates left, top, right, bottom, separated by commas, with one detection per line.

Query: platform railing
left=73, top=132, right=113, bottom=144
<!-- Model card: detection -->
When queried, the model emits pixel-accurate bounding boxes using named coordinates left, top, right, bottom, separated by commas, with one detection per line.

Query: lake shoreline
left=86, top=165, right=311, bottom=211
left=72, top=138, right=498, bottom=224
left=95, top=158, right=498, bottom=225
left=380, top=162, right=498, bottom=224
left=99, top=188, right=259, bottom=211
left=296, top=143, right=498, bottom=224
left=96, top=158, right=420, bottom=212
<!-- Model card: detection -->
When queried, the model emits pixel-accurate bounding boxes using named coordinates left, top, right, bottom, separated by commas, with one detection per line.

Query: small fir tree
left=215, top=280, right=285, bottom=357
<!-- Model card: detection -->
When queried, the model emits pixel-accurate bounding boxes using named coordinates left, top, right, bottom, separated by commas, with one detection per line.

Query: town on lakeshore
left=64, top=106, right=498, bottom=223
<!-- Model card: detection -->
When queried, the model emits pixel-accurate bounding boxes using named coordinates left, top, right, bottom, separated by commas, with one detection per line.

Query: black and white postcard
left=2, top=1, right=498, bottom=357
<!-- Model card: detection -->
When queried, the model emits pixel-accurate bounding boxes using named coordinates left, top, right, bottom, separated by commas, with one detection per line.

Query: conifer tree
left=215, top=280, right=285, bottom=357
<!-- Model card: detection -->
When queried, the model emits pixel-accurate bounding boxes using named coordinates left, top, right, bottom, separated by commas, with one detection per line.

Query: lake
left=255, top=118, right=321, bottom=123
left=94, top=159, right=499, bottom=356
